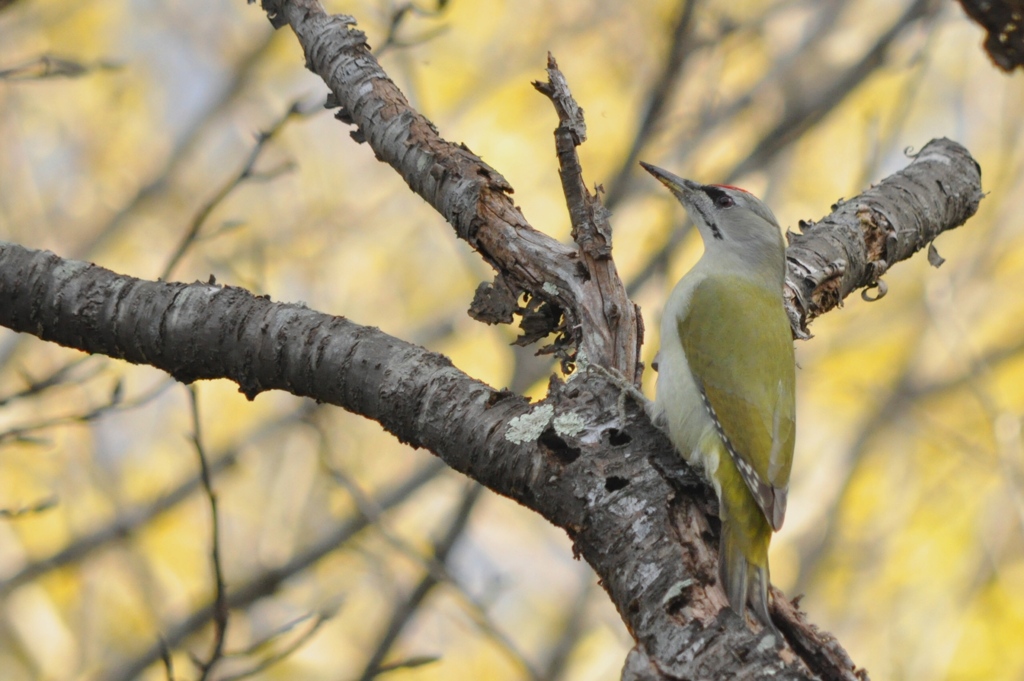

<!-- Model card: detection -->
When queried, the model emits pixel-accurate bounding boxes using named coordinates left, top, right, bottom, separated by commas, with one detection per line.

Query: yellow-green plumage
left=677, top=276, right=794, bottom=627
left=639, top=162, right=795, bottom=632
left=678, top=277, right=795, bottom=528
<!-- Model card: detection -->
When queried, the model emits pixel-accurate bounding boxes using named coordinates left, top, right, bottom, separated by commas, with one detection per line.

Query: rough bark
left=0, top=239, right=855, bottom=680
left=256, top=0, right=643, bottom=383
left=783, top=138, right=983, bottom=338
left=0, top=132, right=980, bottom=679
left=0, top=244, right=548, bottom=508
left=0, top=1, right=986, bottom=679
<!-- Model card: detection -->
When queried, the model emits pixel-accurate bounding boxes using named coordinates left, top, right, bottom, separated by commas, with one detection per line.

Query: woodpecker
left=641, top=162, right=795, bottom=631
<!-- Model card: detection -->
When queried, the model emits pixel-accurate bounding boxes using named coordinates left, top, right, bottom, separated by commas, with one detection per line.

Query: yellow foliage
left=1, top=0, right=1023, bottom=678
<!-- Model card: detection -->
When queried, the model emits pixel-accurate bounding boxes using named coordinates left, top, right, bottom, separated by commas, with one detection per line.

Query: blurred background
left=1, top=0, right=1022, bottom=679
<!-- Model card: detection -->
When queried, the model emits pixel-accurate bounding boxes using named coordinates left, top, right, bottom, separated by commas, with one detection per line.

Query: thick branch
left=784, top=138, right=983, bottom=337
left=0, top=3, right=986, bottom=679
left=0, top=241, right=550, bottom=513
left=0, top=241, right=847, bottom=679
left=250, top=0, right=640, bottom=380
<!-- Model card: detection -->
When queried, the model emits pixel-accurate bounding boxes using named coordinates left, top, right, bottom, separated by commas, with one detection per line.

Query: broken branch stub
left=783, top=137, right=982, bottom=337
left=257, top=1, right=642, bottom=380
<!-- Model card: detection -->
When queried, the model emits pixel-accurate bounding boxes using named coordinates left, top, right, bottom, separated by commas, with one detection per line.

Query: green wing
left=677, top=275, right=796, bottom=530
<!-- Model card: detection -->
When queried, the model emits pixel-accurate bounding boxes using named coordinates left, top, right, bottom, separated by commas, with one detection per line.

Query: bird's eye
left=716, top=195, right=735, bottom=208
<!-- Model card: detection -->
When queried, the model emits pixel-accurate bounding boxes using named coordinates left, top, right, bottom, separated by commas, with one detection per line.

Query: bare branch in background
left=728, top=0, right=938, bottom=181
left=602, top=0, right=697, bottom=210
left=187, top=387, right=230, bottom=681
left=160, top=100, right=306, bottom=281
left=102, top=460, right=447, bottom=681
left=0, top=356, right=95, bottom=407
left=354, top=485, right=526, bottom=681
left=0, top=0, right=991, bottom=677
left=0, top=377, right=174, bottom=445
left=0, top=403, right=318, bottom=597
left=74, top=27, right=278, bottom=259
left=216, top=612, right=333, bottom=681
left=0, top=496, right=59, bottom=518
left=315, top=429, right=537, bottom=672
left=0, top=55, right=120, bottom=80
left=374, top=1, right=452, bottom=57
left=539, top=576, right=594, bottom=681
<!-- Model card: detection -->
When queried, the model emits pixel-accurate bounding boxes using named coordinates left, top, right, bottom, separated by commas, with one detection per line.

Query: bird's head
left=640, top=162, right=783, bottom=262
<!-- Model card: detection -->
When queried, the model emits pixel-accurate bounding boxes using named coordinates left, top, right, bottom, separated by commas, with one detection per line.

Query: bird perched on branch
left=641, top=162, right=795, bottom=632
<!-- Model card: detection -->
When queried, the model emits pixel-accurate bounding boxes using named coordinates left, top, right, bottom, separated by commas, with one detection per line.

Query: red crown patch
left=709, top=184, right=751, bottom=194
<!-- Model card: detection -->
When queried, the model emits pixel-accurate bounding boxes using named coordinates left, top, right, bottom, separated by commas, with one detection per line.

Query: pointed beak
left=639, top=162, right=701, bottom=197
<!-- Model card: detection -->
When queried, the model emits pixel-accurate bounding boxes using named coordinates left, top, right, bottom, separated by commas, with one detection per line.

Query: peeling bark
left=783, top=138, right=983, bottom=338
left=0, top=241, right=863, bottom=679
left=255, top=0, right=643, bottom=382
left=0, top=2, right=986, bottom=679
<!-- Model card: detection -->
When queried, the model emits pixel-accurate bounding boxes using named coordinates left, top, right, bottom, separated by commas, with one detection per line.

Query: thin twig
left=374, top=1, right=450, bottom=57
left=0, top=54, right=120, bottom=80
left=0, top=376, right=174, bottom=445
left=357, top=484, right=504, bottom=681
left=726, top=0, right=937, bottom=182
left=0, top=356, right=96, bottom=406
left=75, top=26, right=278, bottom=260
left=216, top=611, right=333, bottom=681
left=0, top=402, right=318, bottom=596
left=796, top=329, right=1024, bottom=590
left=0, top=34, right=290, bottom=379
left=159, top=637, right=176, bottom=681
left=102, top=460, right=447, bottom=681
left=187, top=385, right=230, bottom=681
left=603, top=0, right=697, bottom=210
left=0, top=496, right=59, bottom=518
left=314, top=427, right=538, bottom=676
left=539, top=574, right=594, bottom=681
left=159, top=100, right=305, bottom=280
left=373, top=655, right=441, bottom=674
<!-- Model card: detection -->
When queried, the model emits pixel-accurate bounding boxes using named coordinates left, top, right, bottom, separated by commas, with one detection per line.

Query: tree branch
left=0, top=403, right=317, bottom=597
left=0, top=236, right=865, bottom=679
left=784, top=138, right=983, bottom=337
left=728, top=0, right=938, bottom=181
left=0, top=2, right=986, bottom=679
left=602, top=0, right=697, bottom=210
left=102, top=460, right=447, bottom=681
left=0, top=241, right=555, bottom=518
left=250, top=0, right=641, bottom=381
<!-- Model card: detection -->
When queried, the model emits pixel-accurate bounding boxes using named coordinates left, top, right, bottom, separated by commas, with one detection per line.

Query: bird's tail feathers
left=719, top=521, right=777, bottom=634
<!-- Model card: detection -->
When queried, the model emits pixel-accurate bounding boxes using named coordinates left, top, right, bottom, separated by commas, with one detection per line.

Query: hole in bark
left=605, top=476, right=628, bottom=492
left=607, top=428, right=631, bottom=446
left=539, top=427, right=581, bottom=464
